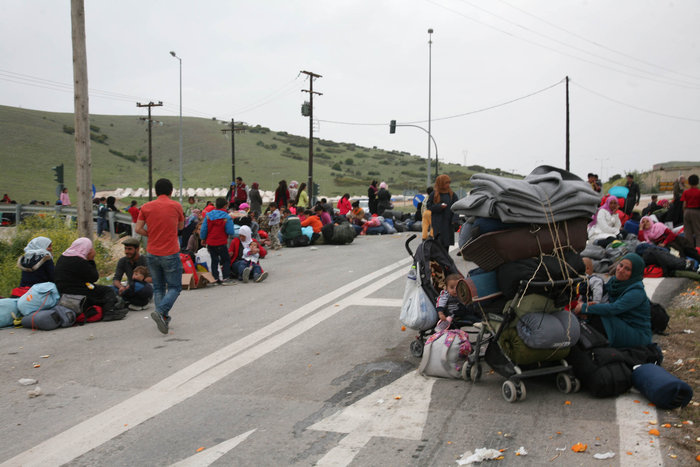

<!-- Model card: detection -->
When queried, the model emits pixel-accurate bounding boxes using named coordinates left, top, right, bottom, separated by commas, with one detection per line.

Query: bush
left=345, top=158, right=354, bottom=165
left=0, top=216, right=115, bottom=296
left=332, top=162, right=342, bottom=171
left=90, top=124, right=101, bottom=132
left=63, top=125, right=74, bottom=135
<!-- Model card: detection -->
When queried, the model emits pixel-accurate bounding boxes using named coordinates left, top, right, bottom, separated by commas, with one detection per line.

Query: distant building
left=641, top=161, right=700, bottom=192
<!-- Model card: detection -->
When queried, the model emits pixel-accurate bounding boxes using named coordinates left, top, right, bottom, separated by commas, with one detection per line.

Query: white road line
left=346, top=298, right=404, bottom=307
left=169, top=429, right=256, bottom=467
left=311, top=371, right=436, bottom=467
left=1, top=256, right=411, bottom=467
left=614, top=279, right=662, bottom=466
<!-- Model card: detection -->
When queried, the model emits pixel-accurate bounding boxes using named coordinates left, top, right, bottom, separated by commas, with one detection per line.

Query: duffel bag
left=498, top=327, right=570, bottom=365
left=0, top=298, right=19, bottom=328
left=331, top=222, right=355, bottom=244
left=517, top=310, right=580, bottom=349
left=22, top=305, right=77, bottom=331
left=17, top=282, right=60, bottom=316
left=418, top=329, right=471, bottom=379
left=566, top=345, right=632, bottom=397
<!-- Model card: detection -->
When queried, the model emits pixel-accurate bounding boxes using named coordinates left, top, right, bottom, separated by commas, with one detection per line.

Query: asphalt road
left=0, top=233, right=688, bottom=466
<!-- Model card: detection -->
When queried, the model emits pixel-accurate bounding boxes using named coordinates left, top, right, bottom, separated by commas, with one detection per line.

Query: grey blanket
left=452, top=166, right=601, bottom=223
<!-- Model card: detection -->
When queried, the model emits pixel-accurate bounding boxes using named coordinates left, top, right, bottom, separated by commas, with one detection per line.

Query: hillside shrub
left=345, top=158, right=354, bottom=165
left=90, top=132, right=108, bottom=145
left=354, top=152, right=368, bottom=159
left=63, top=125, right=74, bottom=135
left=332, top=162, right=342, bottom=171
left=316, top=152, right=330, bottom=160
left=90, top=124, right=101, bottom=132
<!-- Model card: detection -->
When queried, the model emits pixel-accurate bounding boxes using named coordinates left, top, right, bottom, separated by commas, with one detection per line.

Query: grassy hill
left=0, top=105, right=514, bottom=203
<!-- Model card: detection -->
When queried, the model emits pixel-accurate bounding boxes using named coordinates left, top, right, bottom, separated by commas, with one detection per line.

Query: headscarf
left=379, top=182, right=388, bottom=189
left=61, top=237, right=93, bottom=260
left=23, top=236, right=52, bottom=260
left=639, top=216, right=668, bottom=243
left=608, top=253, right=645, bottom=298
left=433, top=174, right=454, bottom=203
left=239, top=203, right=250, bottom=211
left=238, top=225, right=252, bottom=249
left=251, top=182, right=259, bottom=189
left=589, top=196, right=619, bottom=227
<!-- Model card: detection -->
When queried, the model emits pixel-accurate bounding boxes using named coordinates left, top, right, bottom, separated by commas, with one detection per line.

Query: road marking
left=346, top=298, right=403, bottom=307
left=310, top=371, right=435, bottom=467
left=614, top=279, right=662, bottom=466
left=1, top=256, right=411, bottom=467
left=169, top=429, right=256, bottom=467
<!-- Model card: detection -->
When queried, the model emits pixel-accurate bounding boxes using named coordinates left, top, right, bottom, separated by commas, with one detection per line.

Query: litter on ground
left=593, top=452, right=615, bottom=460
left=456, top=448, right=502, bottom=465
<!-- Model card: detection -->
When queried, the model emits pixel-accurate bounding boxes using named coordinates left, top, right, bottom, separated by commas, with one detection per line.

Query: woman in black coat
left=17, top=236, right=55, bottom=287
left=426, top=174, right=459, bottom=250
left=376, top=182, right=392, bottom=216
left=54, top=237, right=126, bottom=321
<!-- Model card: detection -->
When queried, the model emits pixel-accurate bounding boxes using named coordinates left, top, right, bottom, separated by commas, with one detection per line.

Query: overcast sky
left=1, top=0, right=699, bottom=182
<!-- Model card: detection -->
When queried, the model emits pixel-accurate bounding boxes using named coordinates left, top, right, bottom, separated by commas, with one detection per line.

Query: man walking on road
left=135, top=178, right=184, bottom=334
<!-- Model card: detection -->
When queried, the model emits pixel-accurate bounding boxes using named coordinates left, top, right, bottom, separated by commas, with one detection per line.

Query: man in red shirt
left=135, top=178, right=185, bottom=334
left=681, top=174, right=700, bottom=248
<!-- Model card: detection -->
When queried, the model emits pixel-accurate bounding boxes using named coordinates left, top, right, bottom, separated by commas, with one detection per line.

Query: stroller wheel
left=516, top=382, right=526, bottom=401
left=502, top=380, right=518, bottom=403
left=470, top=363, right=482, bottom=383
left=556, top=373, right=573, bottom=394
left=572, top=377, right=582, bottom=393
left=410, top=339, right=424, bottom=358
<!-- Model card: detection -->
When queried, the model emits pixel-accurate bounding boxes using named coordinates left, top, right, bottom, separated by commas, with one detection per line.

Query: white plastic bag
left=419, top=329, right=471, bottom=379
left=399, top=267, right=437, bottom=331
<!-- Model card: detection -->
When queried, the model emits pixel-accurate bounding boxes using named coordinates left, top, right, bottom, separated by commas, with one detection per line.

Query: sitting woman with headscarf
left=17, top=236, right=55, bottom=288
left=574, top=253, right=651, bottom=348
left=426, top=175, right=459, bottom=250
left=229, top=225, right=267, bottom=280
left=54, top=237, right=127, bottom=321
left=638, top=216, right=700, bottom=263
left=587, top=197, right=622, bottom=247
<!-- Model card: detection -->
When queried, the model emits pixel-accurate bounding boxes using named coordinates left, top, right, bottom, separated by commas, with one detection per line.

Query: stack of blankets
left=455, top=166, right=601, bottom=365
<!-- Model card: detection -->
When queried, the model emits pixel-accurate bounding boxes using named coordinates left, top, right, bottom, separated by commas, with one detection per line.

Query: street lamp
left=169, top=51, right=183, bottom=202
left=427, top=28, right=434, bottom=187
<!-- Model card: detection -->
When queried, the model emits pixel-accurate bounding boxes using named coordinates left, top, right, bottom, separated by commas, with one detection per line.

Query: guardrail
left=0, top=204, right=134, bottom=240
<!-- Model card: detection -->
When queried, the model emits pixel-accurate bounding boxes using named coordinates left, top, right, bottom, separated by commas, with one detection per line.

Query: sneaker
left=242, top=267, right=251, bottom=283
left=128, top=304, right=148, bottom=311
left=213, top=280, right=222, bottom=286
left=255, top=271, right=268, bottom=283
left=150, top=311, right=168, bottom=334
left=220, top=278, right=234, bottom=285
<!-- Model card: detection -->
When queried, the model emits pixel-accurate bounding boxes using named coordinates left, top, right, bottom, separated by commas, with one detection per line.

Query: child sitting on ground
left=580, top=257, right=605, bottom=303
left=241, top=241, right=268, bottom=283
left=122, top=266, right=153, bottom=309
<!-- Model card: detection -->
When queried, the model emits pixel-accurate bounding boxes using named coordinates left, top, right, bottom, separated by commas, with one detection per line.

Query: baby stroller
left=464, top=278, right=584, bottom=402
left=403, top=235, right=472, bottom=358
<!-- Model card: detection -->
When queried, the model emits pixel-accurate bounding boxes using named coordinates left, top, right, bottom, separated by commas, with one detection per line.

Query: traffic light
left=389, top=120, right=396, bottom=134
left=52, top=164, right=64, bottom=184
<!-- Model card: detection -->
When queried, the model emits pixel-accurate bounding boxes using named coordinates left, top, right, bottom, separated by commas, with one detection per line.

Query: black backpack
left=650, top=302, right=669, bottom=334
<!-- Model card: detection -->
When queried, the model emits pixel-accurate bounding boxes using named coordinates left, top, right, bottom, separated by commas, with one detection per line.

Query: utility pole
left=565, top=76, right=570, bottom=171
left=71, top=0, right=93, bottom=237
left=301, top=70, right=322, bottom=208
left=137, top=101, right=163, bottom=201
left=221, top=119, right=246, bottom=184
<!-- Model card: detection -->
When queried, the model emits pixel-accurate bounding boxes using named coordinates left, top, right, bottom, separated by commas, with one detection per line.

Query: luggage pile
left=453, top=166, right=601, bottom=402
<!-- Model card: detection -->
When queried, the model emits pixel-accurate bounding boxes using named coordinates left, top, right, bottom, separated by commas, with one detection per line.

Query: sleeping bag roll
left=631, top=363, right=693, bottom=410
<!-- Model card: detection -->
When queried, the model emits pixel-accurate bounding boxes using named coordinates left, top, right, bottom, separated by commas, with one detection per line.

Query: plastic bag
left=399, top=267, right=437, bottom=331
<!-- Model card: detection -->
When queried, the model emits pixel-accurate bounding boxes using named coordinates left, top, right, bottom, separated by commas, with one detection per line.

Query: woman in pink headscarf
left=54, top=238, right=127, bottom=321
left=587, top=197, right=622, bottom=247
left=638, top=216, right=700, bottom=263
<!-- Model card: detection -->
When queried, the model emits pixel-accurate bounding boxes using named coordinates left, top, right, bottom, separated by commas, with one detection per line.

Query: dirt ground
left=654, top=282, right=700, bottom=463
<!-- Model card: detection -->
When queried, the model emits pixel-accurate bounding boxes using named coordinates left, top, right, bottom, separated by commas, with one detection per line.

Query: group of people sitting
left=576, top=173, right=700, bottom=348
left=13, top=235, right=153, bottom=323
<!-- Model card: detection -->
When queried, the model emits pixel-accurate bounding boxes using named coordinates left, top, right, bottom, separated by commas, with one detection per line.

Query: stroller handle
left=517, top=278, right=583, bottom=293
left=405, top=234, right=417, bottom=258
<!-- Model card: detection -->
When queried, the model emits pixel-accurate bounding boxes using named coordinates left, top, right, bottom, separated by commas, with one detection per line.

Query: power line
left=425, top=0, right=700, bottom=90
left=494, top=0, right=700, bottom=83
left=572, top=81, right=700, bottom=122
left=318, top=79, right=564, bottom=126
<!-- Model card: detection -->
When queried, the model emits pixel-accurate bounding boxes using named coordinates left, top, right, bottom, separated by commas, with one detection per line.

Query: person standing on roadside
left=426, top=174, right=459, bottom=250
left=624, top=174, right=641, bottom=216
left=681, top=174, right=700, bottom=248
left=135, top=178, right=184, bottom=334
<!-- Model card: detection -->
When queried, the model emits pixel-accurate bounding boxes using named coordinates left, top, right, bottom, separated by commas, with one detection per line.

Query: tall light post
left=427, top=28, right=434, bottom=188
left=169, top=51, right=183, bottom=202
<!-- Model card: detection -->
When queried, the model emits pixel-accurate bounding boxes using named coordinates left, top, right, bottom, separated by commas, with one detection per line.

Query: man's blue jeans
left=146, top=253, right=182, bottom=318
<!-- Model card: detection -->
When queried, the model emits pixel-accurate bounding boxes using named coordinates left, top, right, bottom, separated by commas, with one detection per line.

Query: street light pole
left=427, top=28, right=434, bottom=188
left=170, top=51, right=183, bottom=202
